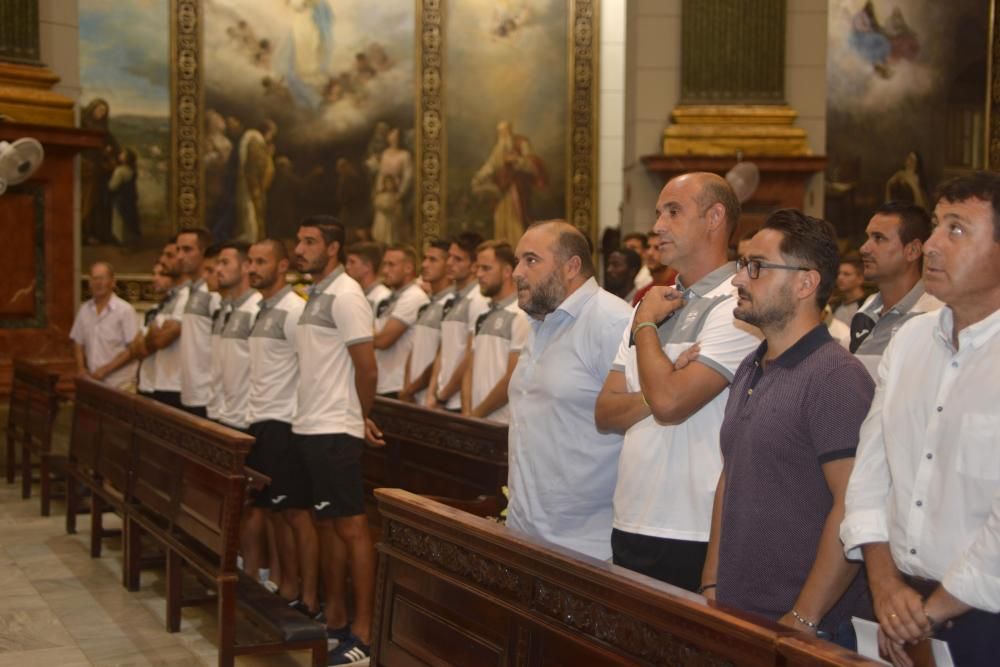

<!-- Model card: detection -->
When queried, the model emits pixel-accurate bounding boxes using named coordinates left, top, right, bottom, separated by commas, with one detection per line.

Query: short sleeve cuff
left=345, top=335, right=374, bottom=347
left=695, top=355, right=734, bottom=383
left=943, top=559, right=1000, bottom=613
left=611, top=363, right=625, bottom=373
left=839, top=509, right=889, bottom=559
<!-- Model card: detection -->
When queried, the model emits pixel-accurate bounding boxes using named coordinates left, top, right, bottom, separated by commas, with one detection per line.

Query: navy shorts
left=295, top=433, right=366, bottom=519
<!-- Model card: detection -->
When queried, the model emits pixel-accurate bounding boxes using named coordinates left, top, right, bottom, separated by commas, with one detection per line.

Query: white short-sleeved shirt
left=217, top=289, right=263, bottom=429
left=611, top=263, right=761, bottom=541
left=406, top=286, right=454, bottom=404
left=152, top=282, right=191, bottom=392
left=375, top=282, right=429, bottom=395
left=364, top=282, right=392, bottom=316
left=293, top=267, right=374, bottom=438
left=437, top=282, right=490, bottom=410
left=180, top=279, right=222, bottom=408
left=70, top=294, right=139, bottom=389
left=471, top=294, right=530, bottom=424
left=247, top=286, right=304, bottom=425
left=137, top=308, right=160, bottom=393
left=206, top=298, right=230, bottom=420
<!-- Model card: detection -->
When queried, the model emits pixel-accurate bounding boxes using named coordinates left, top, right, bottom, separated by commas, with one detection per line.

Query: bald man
left=507, top=221, right=632, bottom=560
left=71, top=262, right=139, bottom=390
left=595, top=173, right=760, bottom=591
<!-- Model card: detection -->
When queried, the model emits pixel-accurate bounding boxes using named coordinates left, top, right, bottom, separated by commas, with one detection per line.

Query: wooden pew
left=372, top=489, right=879, bottom=667
left=4, top=362, right=29, bottom=484
left=12, top=359, right=67, bottom=515
left=366, top=398, right=507, bottom=519
left=66, top=378, right=327, bottom=667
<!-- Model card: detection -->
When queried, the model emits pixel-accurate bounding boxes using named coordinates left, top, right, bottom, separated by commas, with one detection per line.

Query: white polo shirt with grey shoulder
left=850, top=279, right=942, bottom=379
left=138, top=307, right=161, bottom=393
left=180, top=279, right=222, bottom=408
left=206, top=298, right=231, bottom=420
left=374, top=282, right=429, bottom=395
left=217, top=289, right=262, bottom=429
left=247, top=286, right=304, bottom=425
left=437, top=282, right=490, bottom=410
left=293, top=266, right=374, bottom=439
left=471, top=294, right=530, bottom=424
left=152, top=282, right=191, bottom=393
left=611, top=263, right=761, bottom=542
left=406, top=285, right=454, bottom=404
left=364, top=282, right=392, bottom=316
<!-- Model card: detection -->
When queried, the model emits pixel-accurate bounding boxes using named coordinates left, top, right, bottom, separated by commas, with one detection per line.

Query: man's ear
left=706, top=202, right=725, bottom=233
left=564, top=254, right=582, bottom=281
left=903, top=239, right=923, bottom=263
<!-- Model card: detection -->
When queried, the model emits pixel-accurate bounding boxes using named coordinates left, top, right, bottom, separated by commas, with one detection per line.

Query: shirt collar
left=752, top=324, right=833, bottom=369
left=191, top=278, right=206, bottom=292
left=456, top=281, right=479, bottom=299
left=310, top=266, right=344, bottom=296
left=553, top=277, right=599, bottom=320
left=491, top=293, right=518, bottom=310
left=259, top=284, right=292, bottom=310
left=675, top=262, right=737, bottom=298
left=89, top=295, right=118, bottom=313
left=934, top=305, right=1000, bottom=352
left=230, top=287, right=257, bottom=309
left=867, top=279, right=927, bottom=316
left=364, top=280, right=385, bottom=296
left=430, top=285, right=454, bottom=303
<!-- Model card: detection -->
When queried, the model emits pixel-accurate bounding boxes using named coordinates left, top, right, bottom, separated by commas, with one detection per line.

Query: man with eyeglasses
left=595, top=172, right=760, bottom=591
left=700, top=209, right=874, bottom=646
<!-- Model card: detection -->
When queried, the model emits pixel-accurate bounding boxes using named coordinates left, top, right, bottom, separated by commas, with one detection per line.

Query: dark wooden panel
left=0, top=189, right=38, bottom=319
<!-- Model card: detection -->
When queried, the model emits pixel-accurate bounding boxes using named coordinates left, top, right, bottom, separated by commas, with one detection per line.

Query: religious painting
left=825, top=0, right=993, bottom=240
left=79, top=0, right=171, bottom=274
left=202, top=0, right=416, bottom=246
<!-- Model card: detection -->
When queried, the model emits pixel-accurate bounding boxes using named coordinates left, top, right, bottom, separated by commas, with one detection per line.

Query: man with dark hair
left=134, top=261, right=176, bottom=397
left=426, top=232, right=489, bottom=411
left=832, top=252, right=866, bottom=326
left=507, top=221, right=631, bottom=559
left=595, top=172, right=760, bottom=592
left=604, top=247, right=642, bottom=302
left=145, top=234, right=195, bottom=409
left=843, top=171, right=1000, bottom=666
left=216, top=241, right=261, bottom=431
left=400, top=240, right=453, bottom=403
left=623, top=232, right=652, bottom=290
left=701, top=209, right=874, bottom=644
left=345, top=241, right=391, bottom=313
left=851, top=201, right=941, bottom=377
left=631, top=229, right=678, bottom=306
left=245, top=238, right=306, bottom=602
left=178, top=228, right=220, bottom=418
left=292, top=217, right=380, bottom=663
left=373, top=244, right=428, bottom=397
left=463, top=240, right=529, bottom=422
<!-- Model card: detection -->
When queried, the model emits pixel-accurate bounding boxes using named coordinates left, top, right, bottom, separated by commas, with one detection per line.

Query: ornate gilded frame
left=167, top=0, right=598, bottom=245
left=988, top=0, right=1000, bottom=168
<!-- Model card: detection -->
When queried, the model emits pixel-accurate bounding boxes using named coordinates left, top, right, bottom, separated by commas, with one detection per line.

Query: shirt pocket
left=956, top=413, right=1000, bottom=480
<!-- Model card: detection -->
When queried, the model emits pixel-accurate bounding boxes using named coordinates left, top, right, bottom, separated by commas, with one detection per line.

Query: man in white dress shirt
left=841, top=172, right=1000, bottom=667
left=71, top=262, right=139, bottom=390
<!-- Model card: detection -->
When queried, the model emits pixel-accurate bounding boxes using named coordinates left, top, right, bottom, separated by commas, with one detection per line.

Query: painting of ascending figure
left=203, top=0, right=415, bottom=245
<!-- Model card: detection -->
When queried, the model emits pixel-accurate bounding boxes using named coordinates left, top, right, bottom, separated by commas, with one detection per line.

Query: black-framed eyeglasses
left=736, top=257, right=814, bottom=280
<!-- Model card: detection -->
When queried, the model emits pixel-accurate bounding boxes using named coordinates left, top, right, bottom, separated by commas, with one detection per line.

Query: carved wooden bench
left=372, top=489, right=880, bottom=667
left=11, top=359, right=68, bottom=516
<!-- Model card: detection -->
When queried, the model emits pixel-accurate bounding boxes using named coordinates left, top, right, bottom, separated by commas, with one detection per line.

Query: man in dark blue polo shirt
left=699, top=209, right=875, bottom=644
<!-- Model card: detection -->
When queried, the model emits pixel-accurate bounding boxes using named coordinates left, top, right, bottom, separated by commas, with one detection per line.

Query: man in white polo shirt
left=400, top=239, right=453, bottom=404
left=292, top=216, right=379, bottom=664
left=135, top=261, right=176, bottom=398
left=373, top=244, right=429, bottom=398
left=244, top=239, right=306, bottom=602
left=595, top=172, right=760, bottom=592
left=71, top=261, right=139, bottom=391
left=427, top=232, right=488, bottom=411
left=463, top=240, right=529, bottom=423
left=345, top=241, right=391, bottom=314
left=146, top=231, right=196, bottom=409
left=177, top=228, right=220, bottom=418
left=216, top=242, right=261, bottom=430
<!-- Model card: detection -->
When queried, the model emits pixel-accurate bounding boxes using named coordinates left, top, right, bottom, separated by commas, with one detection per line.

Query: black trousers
left=181, top=404, right=208, bottom=419
left=151, top=390, right=183, bottom=411
left=611, top=528, right=708, bottom=593
left=906, top=575, right=1000, bottom=667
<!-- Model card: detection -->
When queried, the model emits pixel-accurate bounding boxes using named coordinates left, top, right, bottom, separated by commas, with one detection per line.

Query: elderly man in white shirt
left=70, top=262, right=139, bottom=391
left=841, top=171, right=1000, bottom=667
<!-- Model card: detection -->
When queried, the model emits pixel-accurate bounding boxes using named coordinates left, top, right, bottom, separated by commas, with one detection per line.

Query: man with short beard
left=506, top=221, right=631, bottom=560
left=399, top=240, right=453, bottom=403
left=462, top=241, right=529, bottom=423
left=134, top=261, right=176, bottom=398
left=595, top=172, right=759, bottom=592
left=373, top=245, right=429, bottom=398
left=701, top=209, right=873, bottom=643
left=178, top=228, right=219, bottom=418
left=145, top=236, right=192, bottom=409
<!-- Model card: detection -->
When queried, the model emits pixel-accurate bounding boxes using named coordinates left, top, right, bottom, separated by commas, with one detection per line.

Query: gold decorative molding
left=0, top=61, right=73, bottom=127
left=416, top=0, right=444, bottom=242
left=989, top=0, right=999, bottom=169
left=568, top=0, right=599, bottom=235
left=170, top=0, right=202, bottom=229
left=663, top=105, right=811, bottom=157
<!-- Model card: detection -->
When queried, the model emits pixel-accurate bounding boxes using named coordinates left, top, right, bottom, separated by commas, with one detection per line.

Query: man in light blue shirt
left=507, top=221, right=632, bottom=560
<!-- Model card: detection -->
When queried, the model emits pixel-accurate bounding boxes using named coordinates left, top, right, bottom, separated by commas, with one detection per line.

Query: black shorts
left=181, top=403, right=208, bottom=419
left=151, top=390, right=183, bottom=411
left=295, top=432, right=365, bottom=519
left=247, top=420, right=310, bottom=511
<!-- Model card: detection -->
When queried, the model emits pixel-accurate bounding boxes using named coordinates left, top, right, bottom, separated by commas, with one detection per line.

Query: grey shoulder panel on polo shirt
left=655, top=293, right=731, bottom=347
left=250, top=308, right=289, bottom=339
left=298, top=293, right=337, bottom=328
left=221, top=310, right=256, bottom=339
left=184, top=288, right=214, bottom=317
left=478, top=307, right=518, bottom=340
left=444, top=295, right=471, bottom=323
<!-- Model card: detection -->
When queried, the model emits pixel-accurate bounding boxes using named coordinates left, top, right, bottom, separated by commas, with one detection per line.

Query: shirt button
left=910, top=548, right=917, bottom=555
left=936, top=406, right=943, bottom=412
left=926, top=453, right=933, bottom=460
left=915, top=500, right=923, bottom=507
left=951, top=361, right=958, bottom=368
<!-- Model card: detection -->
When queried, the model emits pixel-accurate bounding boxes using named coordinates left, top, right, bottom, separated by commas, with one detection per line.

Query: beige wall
left=621, top=0, right=828, bottom=235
